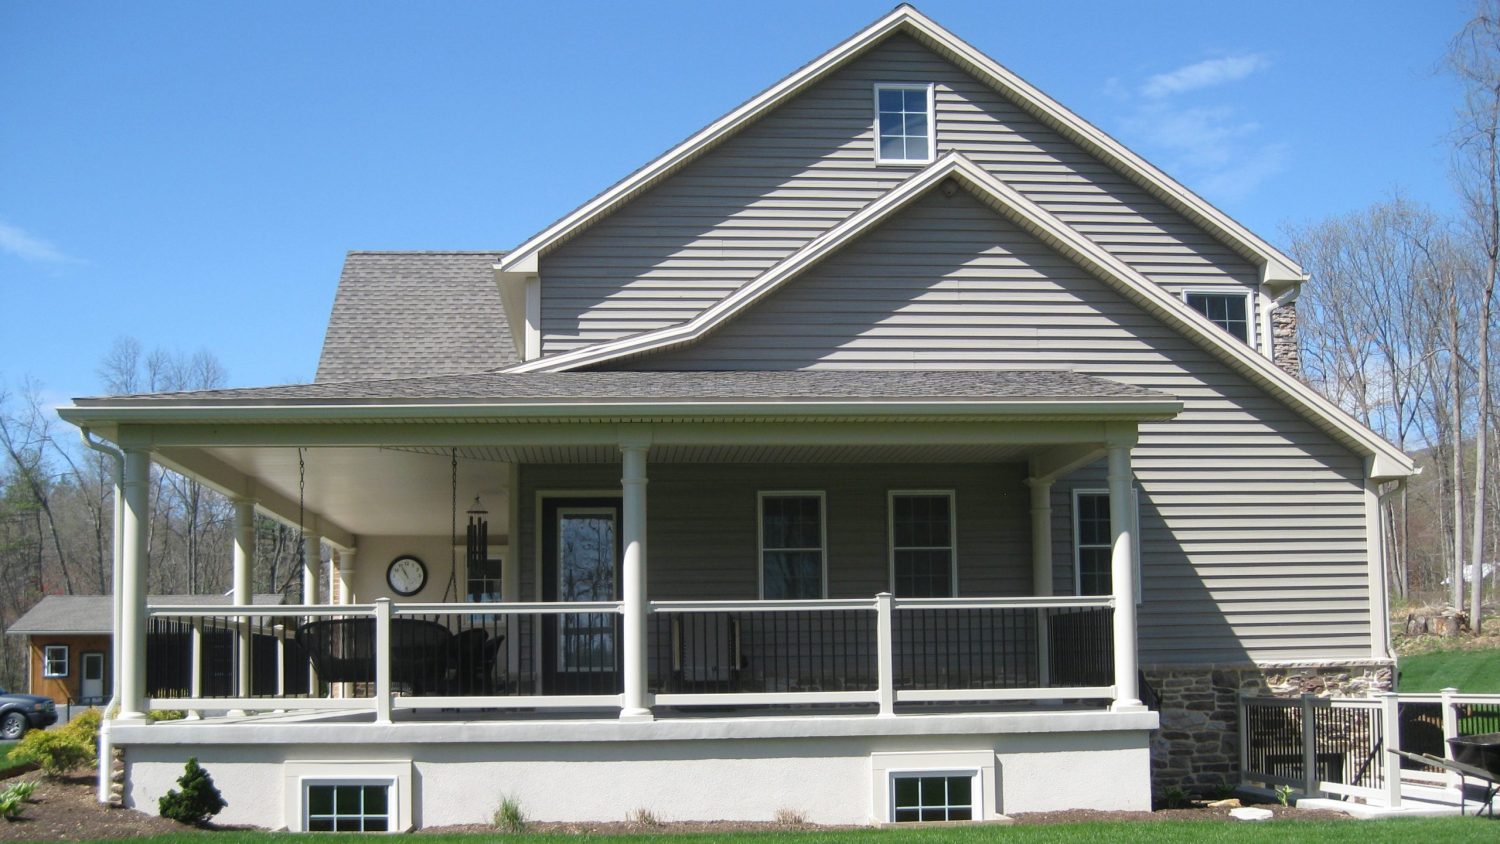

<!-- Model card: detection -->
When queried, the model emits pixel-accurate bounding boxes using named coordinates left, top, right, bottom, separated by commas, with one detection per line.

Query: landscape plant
left=8, top=709, right=99, bottom=775
left=157, top=758, right=225, bottom=826
left=492, top=793, right=526, bottom=834
left=0, top=780, right=36, bottom=820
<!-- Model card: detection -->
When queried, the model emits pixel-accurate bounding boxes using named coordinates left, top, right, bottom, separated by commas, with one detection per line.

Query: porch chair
left=671, top=614, right=742, bottom=691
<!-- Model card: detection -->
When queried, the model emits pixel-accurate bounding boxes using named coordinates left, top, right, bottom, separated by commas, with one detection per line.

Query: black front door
left=540, top=497, right=623, bottom=694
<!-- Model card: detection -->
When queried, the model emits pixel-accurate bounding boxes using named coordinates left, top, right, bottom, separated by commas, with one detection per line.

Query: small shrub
left=627, top=807, right=662, bottom=826
left=1275, top=784, right=1294, bottom=806
left=147, top=710, right=186, bottom=723
left=1212, top=782, right=1236, bottom=800
left=493, top=793, right=526, bottom=834
left=158, top=758, right=226, bottom=826
left=774, top=807, right=807, bottom=825
left=1159, top=786, right=1189, bottom=809
left=9, top=730, right=93, bottom=776
left=0, top=781, right=37, bottom=820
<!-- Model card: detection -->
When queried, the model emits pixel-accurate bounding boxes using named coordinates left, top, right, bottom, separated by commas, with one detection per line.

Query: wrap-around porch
left=70, top=371, right=1178, bottom=725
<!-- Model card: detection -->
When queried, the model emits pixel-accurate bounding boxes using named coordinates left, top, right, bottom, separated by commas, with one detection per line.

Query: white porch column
left=118, top=447, right=151, bottom=720
left=619, top=440, right=652, bottom=721
left=303, top=531, right=322, bottom=605
left=232, top=499, right=256, bottom=703
left=1027, top=479, right=1054, bottom=597
left=1107, top=436, right=1144, bottom=711
left=336, top=548, right=357, bottom=604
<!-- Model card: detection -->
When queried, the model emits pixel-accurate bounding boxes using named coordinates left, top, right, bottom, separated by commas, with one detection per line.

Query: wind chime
left=441, top=448, right=490, bottom=602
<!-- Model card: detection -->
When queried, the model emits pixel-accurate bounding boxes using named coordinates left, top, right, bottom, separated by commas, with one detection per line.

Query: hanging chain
left=446, top=448, right=459, bottom=602
left=297, top=447, right=307, bottom=575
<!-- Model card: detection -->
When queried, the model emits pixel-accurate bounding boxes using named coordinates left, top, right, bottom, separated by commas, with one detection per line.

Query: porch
left=63, top=370, right=1178, bottom=725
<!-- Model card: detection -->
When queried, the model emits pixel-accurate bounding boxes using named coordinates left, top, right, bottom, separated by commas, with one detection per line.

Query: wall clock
left=386, top=554, right=427, bottom=596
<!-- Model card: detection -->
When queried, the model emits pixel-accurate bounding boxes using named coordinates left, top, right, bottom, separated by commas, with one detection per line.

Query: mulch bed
left=1, top=772, right=1350, bottom=840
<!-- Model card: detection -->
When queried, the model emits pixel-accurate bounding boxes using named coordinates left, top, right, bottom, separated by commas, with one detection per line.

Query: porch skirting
left=113, top=710, right=1155, bottom=828
left=1145, top=659, right=1395, bottom=795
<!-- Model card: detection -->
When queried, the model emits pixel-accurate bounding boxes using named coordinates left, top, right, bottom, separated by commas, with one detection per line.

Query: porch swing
left=294, top=448, right=485, bottom=697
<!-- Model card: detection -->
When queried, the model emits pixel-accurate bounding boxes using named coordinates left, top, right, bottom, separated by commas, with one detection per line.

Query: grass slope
left=59, top=818, right=1500, bottom=843
left=1399, top=647, right=1500, bottom=692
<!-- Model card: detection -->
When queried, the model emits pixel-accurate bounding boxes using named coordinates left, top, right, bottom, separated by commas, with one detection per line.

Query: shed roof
left=5, top=594, right=285, bottom=636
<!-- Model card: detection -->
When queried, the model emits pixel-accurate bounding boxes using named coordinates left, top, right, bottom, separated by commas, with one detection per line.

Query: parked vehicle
left=0, top=687, right=58, bottom=740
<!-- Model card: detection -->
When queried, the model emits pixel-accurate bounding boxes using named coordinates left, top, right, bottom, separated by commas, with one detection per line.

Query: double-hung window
left=43, top=645, right=68, bottom=678
left=1072, top=489, right=1142, bottom=598
left=1183, top=290, right=1252, bottom=344
left=875, top=83, right=934, bottom=164
left=889, top=491, right=956, bottom=597
left=759, top=492, right=825, bottom=599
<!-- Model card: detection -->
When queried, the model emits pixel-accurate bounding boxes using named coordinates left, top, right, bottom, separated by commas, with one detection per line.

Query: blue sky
left=0, top=1, right=1471, bottom=404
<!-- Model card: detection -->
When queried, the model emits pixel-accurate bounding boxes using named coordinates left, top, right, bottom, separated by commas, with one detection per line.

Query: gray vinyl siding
left=539, top=33, right=1259, bottom=355
left=614, top=189, right=1371, bottom=665
left=516, top=463, right=1030, bottom=604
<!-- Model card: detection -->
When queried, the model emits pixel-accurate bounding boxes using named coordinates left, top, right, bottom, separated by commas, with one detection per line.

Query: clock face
left=386, top=555, right=427, bottom=596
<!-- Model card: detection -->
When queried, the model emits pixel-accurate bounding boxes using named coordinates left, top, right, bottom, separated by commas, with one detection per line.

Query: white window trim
left=887, top=490, right=958, bottom=597
left=42, top=644, right=68, bottom=678
left=301, top=778, right=396, bottom=834
left=284, top=760, right=411, bottom=833
left=1181, top=287, right=1255, bottom=347
left=1070, top=487, right=1142, bottom=601
left=886, top=768, right=981, bottom=823
left=872, top=82, right=936, bottom=165
left=757, top=490, right=828, bottom=599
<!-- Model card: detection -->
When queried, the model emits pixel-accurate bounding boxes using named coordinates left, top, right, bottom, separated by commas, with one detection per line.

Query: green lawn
left=58, top=818, right=1500, bottom=844
left=1398, top=647, right=1500, bottom=692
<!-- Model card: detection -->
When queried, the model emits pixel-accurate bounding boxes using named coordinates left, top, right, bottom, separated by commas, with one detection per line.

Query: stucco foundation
left=1144, top=659, right=1393, bottom=794
left=114, top=710, right=1153, bottom=828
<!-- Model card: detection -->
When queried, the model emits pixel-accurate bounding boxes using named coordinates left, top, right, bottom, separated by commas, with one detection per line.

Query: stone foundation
left=1143, top=660, right=1393, bottom=795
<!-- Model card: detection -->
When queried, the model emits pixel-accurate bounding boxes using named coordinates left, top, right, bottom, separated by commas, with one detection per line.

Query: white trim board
left=508, top=152, right=1412, bottom=480
left=495, top=5, right=1304, bottom=285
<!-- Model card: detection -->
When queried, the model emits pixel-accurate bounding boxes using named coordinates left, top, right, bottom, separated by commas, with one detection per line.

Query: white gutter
left=78, top=428, right=122, bottom=804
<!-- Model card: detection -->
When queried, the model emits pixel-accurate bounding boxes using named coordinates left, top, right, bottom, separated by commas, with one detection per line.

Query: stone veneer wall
left=1272, top=301, right=1301, bottom=377
left=1143, top=660, right=1393, bottom=794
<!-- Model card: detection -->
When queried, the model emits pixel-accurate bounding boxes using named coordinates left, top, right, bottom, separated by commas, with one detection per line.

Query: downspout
left=79, top=428, right=123, bottom=804
left=1374, top=477, right=1409, bottom=663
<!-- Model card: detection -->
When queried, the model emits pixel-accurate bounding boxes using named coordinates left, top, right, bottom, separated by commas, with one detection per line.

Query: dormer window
left=1183, top=290, right=1252, bottom=344
left=874, top=83, right=934, bottom=164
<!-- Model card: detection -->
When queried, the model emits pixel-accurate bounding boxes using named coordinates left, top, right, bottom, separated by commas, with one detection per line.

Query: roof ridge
left=345, top=250, right=509, bottom=256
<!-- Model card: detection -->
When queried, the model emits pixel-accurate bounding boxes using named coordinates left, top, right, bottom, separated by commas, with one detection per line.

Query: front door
left=541, top=497, right=623, bottom=694
left=80, top=652, right=104, bottom=702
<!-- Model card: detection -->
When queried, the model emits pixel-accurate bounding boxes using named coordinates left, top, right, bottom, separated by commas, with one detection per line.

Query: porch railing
left=1239, top=689, right=1500, bottom=808
left=143, top=593, right=1116, bottom=718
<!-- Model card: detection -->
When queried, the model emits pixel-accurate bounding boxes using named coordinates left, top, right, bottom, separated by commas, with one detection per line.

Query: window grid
left=42, top=645, right=68, bottom=678
left=1184, top=291, right=1251, bottom=343
left=466, top=557, right=502, bottom=604
left=875, top=84, right=932, bottom=163
left=306, top=783, right=390, bottom=832
left=759, top=493, right=825, bottom=599
left=892, top=773, right=974, bottom=822
left=1074, top=492, right=1112, bottom=596
left=890, top=492, right=955, bottom=597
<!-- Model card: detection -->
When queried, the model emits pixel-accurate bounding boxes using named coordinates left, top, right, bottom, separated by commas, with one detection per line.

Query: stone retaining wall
left=1143, top=660, right=1393, bottom=794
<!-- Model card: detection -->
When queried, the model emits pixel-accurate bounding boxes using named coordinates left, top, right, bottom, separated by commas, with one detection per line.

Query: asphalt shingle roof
left=77, top=369, right=1169, bottom=406
left=5, top=594, right=286, bottom=636
left=315, top=251, right=520, bottom=383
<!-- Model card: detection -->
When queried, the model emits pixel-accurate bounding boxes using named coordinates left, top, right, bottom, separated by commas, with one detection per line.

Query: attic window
left=1183, top=290, right=1252, bottom=344
left=875, top=84, right=934, bottom=164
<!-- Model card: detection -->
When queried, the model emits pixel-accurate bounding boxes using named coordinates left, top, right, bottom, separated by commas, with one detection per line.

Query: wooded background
left=3, top=5, right=1499, bottom=694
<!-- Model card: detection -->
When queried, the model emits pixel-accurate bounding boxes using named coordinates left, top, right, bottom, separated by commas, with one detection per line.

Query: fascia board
left=57, top=397, right=1184, bottom=427
left=497, top=6, right=1301, bottom=282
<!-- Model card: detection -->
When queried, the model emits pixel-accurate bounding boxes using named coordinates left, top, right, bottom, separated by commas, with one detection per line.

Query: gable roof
left=494, top=4, right=1304, bottom=287
left=317, top=251, right=519, bottom=382
left=6, top=594, right=285, bottom=636
left=508, top=152, right=1412, bottom=480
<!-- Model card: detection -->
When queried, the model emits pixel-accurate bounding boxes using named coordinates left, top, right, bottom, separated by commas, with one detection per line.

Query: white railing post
left=374, top=599, right=393, bottom=724
left=1441, top=687, right=1460, bottom=791
left=876, top=592, right=895, bottom=717
left=1237, top=692, right=1251, bottom=787
left=274, top=623, right=287, bottom=699
left=186, top=617, right=203, bottom=720
left=1380, top=691, right=1402, bottom=808
left=1301, top=694, right=1318, bottom=798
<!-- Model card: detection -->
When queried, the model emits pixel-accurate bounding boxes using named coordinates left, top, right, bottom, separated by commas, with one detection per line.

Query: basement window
left=1183, top=290, right=1252, bottom=344
left=43, top=645, right=68, bottom=678
left=890, top=772, right=976, bottom=822
left=874, top=83, right=934, bottom=164
left=305, top=782, right=391, bottom=832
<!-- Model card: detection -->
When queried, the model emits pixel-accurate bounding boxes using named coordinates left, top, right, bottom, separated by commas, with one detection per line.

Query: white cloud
left=1142, top=54, right=1269, bottom=98
left=0, top=220, right=76, bottom=264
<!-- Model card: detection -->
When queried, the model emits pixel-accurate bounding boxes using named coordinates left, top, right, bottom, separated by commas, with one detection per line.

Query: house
left=56, top=5, right=1414, bottom=830
left=4, top=594, right=284, bottom=708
